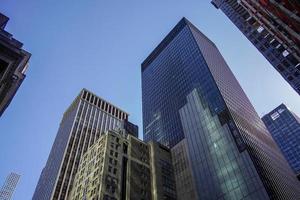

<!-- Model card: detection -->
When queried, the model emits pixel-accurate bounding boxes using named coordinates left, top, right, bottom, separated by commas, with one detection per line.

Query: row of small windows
left=247, top=19, right=293, bottom=59
left=238, top=2, right=300, bottom=70
left=242, top=12, right=300, bottom=90
left=242, top=0, right=297, bottom=51
left=82, top=90, right=128, bottom=120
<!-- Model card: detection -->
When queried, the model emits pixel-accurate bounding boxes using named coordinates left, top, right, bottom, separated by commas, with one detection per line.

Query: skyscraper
left=262, top=104, right=300, bottom=180
left=33, top=89, right=134, bottom=200
left=211, top=0, right=300, bottom=95
left=0, top=172, right=20, bottom=200
left=141, top=18, right=300, bottom=199
left=69, top=129, right=152, bottom=200
left=69, top=129, right=176, bottom=200
left=0, top=13, right=31, bottom=117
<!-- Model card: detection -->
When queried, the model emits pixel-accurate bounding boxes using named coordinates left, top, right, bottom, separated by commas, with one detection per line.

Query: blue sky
left=0, top=0, right=299, bottom=199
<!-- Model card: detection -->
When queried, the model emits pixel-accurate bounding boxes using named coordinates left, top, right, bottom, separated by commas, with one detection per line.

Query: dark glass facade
left=211, top=0, right=300, bottom=95
left=262, top=104, right=300, bottom=180
left=142, top=20, right=225, bottom=147
left=179, top=89, right=268, bottom=199
left=122, top=120, right=139, bottom=138
left=142, top=18, right=300, bottom=199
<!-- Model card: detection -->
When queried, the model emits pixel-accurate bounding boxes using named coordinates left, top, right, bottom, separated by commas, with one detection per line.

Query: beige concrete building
left=70, top=129, right=180, bottom=200
left=69, top=129, right=152, bottom=200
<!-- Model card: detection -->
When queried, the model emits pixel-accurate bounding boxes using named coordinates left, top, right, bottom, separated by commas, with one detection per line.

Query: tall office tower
left=69, top=129, right=152, bottom=200
left=0, top=172, right=20, bottom=200
left=211, top=0, right=300, bottom=95
left=33, top=89, right=134, bottom=200
left=141, top=18, right=300, bottom=199
left=0, top=13, right=31, bottom=117
left=262, top=104, right=300, bottom=180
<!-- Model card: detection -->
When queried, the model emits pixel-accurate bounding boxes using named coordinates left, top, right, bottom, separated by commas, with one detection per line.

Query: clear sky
left=0, top=0, right=299, bottom=199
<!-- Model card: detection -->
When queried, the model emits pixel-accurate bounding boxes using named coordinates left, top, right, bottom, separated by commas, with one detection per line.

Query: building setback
left=141, top=18, right=300, bottom=199
left=69, top=129, right=177, bottom=200
left=0, top=172, right=20, bottom=200
left=33, top=89, right=135, bottom=200
left=0, top=13, right=31, bottom=117
left=262, top=104, right=300, bottom=180
left=211, top=0, right=300, bottom=95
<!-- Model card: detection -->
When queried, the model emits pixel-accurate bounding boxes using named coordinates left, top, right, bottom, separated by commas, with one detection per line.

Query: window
left=105, top=103, right=108, bottom=112
left=276, top=44, right=281, bottom=49
left=82, top=90, right=87, bottom=99
left=270, top=39, right=280, bottom=48
left=286, top=55, right=299, bottom=66
left=247, top=17, right=256, bottom=25
left=278, top=108, right=285, bottom=114
left=109, top=105, right=112, bottom=114
left=112, top=107, right=115, bottom=116
left=282, top=50, right=289, bottom=57
left=123, top=144, right=128, bottom=154
left=282, top=60, right=290, bottom=68
left=0, top=59, right=9, bottom=77
left=287, top=76, right=294, bottom=81
left=271, top=112, right=280, bottom=120
left=277, top=64, right=284, bottom=72
left=257, top=26, right=264, bottom=33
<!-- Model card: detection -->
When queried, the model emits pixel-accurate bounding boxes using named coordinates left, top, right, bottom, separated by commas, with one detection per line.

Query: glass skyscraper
left=141, top=18, right=300, bottom=199
left=32, top=89, right=134, bottom=200
left=262, top=104, right=300, bottom=180
left=211, top=0, right=300, bottom=95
